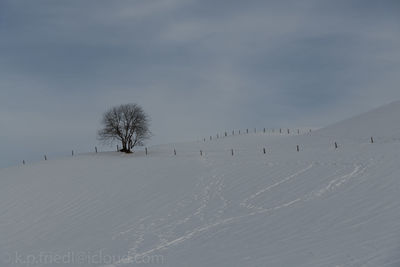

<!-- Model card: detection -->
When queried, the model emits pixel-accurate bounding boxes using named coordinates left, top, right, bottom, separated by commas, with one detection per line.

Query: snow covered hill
left=313, top=100, right=400, bottom=143
left=1, top=101, right=400, bottom=267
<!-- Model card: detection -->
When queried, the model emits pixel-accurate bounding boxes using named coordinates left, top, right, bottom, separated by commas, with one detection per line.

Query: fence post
left=44, top=155, right=47, bottom=160
left=232, top=130, right=234, bottom=135
left=174, top=149, right=177, bottom=156
left=225, top=132, right=227, bottom=137
left=280, top=128, right=282, bottom=134
left=217, top=134, right=219, bottom=139
left=23, top=160, right=25, bottom=165
left=231, top=149, right=234, bottom=156
left=210, top=136, right=212, bottom=140
left=263, top=148, right=266, bottom=154
left=335, top=142, right=338, bottom=149
left=246, top=129, right=249, bottom=134
left=297, top=145, right=300, bottom=152
left=72, top=150, right=74, bottom=156
left=239, top=130, right=241, bottom=134
left=200, top=150, right=203, bottom=156
left=145, top=147, right=148, bottom=155
left=371, top=137, right=374, bottom=143
left=287, top=129, right=290, bottom=134
left=263, top=128, right=266, bottom=133
left=95, top=146, right=98, bottom=153
left=117, top=145, right=119, bottom=151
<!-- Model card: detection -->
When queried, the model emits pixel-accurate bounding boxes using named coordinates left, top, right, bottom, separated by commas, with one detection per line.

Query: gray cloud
left=1, top=0, right=400, bottom=167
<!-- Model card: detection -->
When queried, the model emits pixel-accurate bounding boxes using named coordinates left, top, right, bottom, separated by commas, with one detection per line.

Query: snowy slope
left=313, top=100, right=400, bottom=143
left=1, top=101, right=400, bottom=267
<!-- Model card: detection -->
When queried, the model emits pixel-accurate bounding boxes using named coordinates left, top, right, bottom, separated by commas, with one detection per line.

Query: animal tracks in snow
left=240, top=163, right=314, bottom=210
left=109, top=159, right=371, bottom=267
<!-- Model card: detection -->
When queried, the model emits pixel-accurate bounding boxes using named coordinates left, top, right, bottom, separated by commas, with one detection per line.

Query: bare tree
left=98, top=104, right=151, bottom=153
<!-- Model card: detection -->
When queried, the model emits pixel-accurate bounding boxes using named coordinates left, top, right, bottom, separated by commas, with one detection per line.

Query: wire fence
left=20, top=128, right=377, bottom=165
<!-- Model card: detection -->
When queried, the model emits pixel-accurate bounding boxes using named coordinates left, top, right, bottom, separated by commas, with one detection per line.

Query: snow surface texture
left=1, top=101, right=400, bottom=267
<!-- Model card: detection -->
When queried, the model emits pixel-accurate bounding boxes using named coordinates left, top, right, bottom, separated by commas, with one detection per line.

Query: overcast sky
left=1, top=0, right=400, bottom=168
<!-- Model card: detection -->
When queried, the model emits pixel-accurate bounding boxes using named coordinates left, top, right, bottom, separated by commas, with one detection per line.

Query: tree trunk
left=121, top=140, right=129, bottom=152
